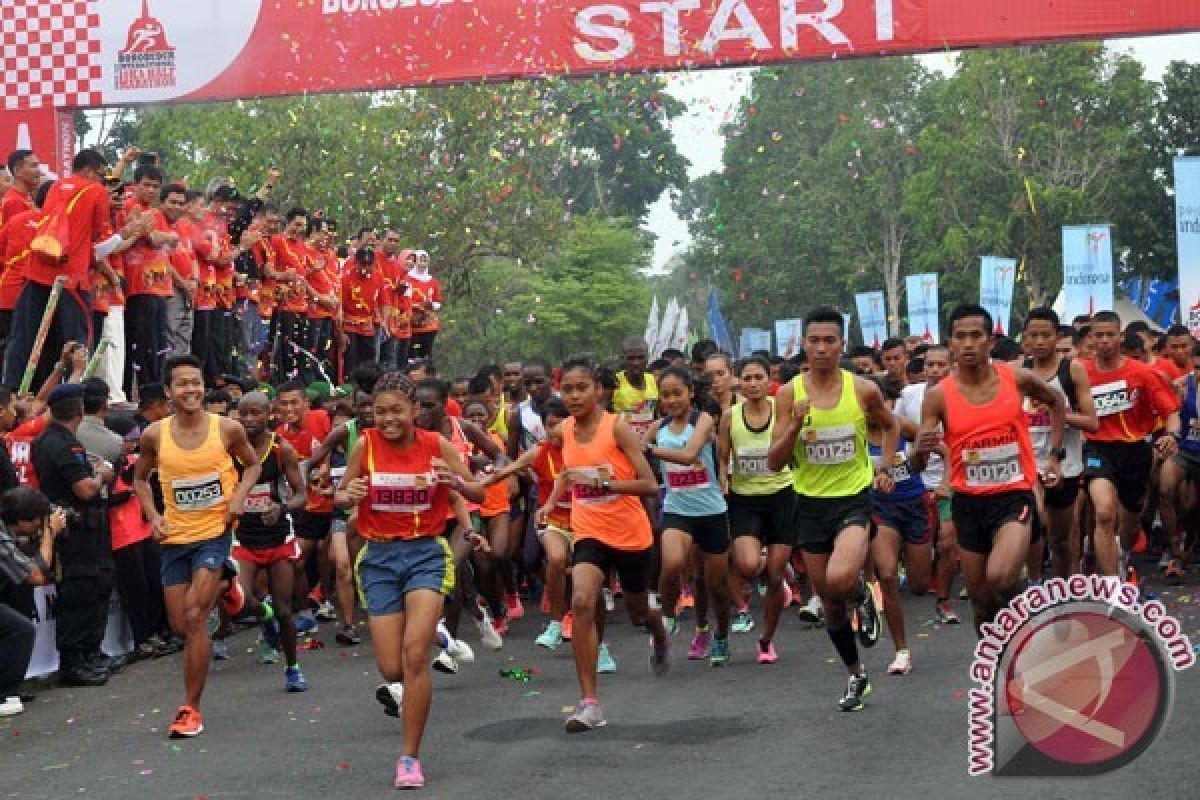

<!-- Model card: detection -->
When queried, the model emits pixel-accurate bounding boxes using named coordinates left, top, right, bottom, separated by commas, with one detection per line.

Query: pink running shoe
left=506, top=593, right=525, bottom=621
left=756, top=639, right=779, bottom=664
left=395, top=756, right=425, bottom=789
left=780, top=581, right=794, bottom=609
left=687, top=629, right=712, bottom=660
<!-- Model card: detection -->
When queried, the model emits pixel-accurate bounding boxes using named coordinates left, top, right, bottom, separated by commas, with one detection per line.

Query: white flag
left=672, top=307, right=690, bottom=352
left=643, top=296, right=660, bottom=352
left=654, top=297, right=680, bottom=358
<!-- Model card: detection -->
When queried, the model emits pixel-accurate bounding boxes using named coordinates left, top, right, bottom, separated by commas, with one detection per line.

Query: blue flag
left=706, top=289, right=734, bottom=354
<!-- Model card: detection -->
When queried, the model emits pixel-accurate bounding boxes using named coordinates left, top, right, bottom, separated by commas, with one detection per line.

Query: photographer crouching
left=0, top=489, right=66, bottom=717
left=31, top=384, right=119, bottom=687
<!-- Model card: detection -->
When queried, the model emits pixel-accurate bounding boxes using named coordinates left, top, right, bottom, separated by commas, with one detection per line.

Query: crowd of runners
left=1, top=148, right=1197, bottom=792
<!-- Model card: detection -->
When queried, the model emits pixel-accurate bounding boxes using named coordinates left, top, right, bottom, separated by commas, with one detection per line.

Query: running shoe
left=432, top=651, right=459, bottom=675
left=474, top=608, right=504, bottom=650
left=394, top=756, right=425, bottom=789
left=285, top=665, right=308, bottom=692
left=535, top=620, right=563, bottom=650
left=678, top=587, right=695, bottom=614
left=647, top=591, right=661, bottom=611
left=220, top=577, right=246, bottom=617
left=687, top=628, right=711, bottom=660
left=561, top=611, right=573, bottom=641
left=0, top=696, right=23, bottom=717
left=335, top=624, right=361, bottom=646
left=315, top=600, right=337, bottom=622
left=662, top=615, right=679, bottom=636
left=887, top=650, right=912, bottom=675
left=780, top=580, right=794, bottom=610
left=1165, top=559, right=1185, bottom=584
left=839, top=671, right=872, bottom=712
left=257, top=636, right=280, bottom=664
left=262, top=614, right=282, bottom=651
left=307, top=586, right=325, bottom=610
left=506, top=593, right=525, bottom=621
left=565, top=701, right=606, bottom=733
left=603, top=588, right=616, bottom=613
left=797, top=594, right=824, bottom=627
left=756, top=639, right=778, bottom=665
left=731, top=608, right=755, bottom=634
left=855, top=582, right=882, bottom=648
left=442, top=630, right=475, bottom=665
left=650, top=636, right=671, bottom=676
left=376, top=682, right=403, bottom=717
left=934, top=599, right=960, bottom=625
left=493, top=615, right=508, bottom=637
left=211, top=640, right=230, bottom=661
left=295, top=614, right=318, bottom=636
left=597, top=643, right=617, bottom=674
left=168, top=705, right=204, bottom=738
left=709, top=636, right=730, bottom=667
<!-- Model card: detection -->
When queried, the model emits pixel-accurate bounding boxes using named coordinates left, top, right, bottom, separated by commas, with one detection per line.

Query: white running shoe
left=797, top=594, right=824, bottom=626
left=475, top=608, right=504, bottom=650
left=647, top=592, right=661, bottom=611
left=375, top=682, right=404, bottom=717
left=432, top=650, right=459, bottom=674
left=0, top=696, right=23, bottom=717
left=603, top=588, right=616, bottom=613
left=447, top=636, right=475, bottom=664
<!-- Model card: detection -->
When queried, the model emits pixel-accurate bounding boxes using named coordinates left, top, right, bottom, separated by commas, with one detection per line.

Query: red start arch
left=4, top=0, right=1200, bottom=173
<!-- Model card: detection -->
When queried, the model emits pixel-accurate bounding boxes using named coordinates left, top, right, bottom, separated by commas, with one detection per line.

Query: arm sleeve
left=94, top=234, right=124, bottom=260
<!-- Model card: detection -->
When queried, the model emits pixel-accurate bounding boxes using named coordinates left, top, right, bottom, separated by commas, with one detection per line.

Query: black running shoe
left=839, top=671, right=871, bottom=712
left=856, top=581, right=882, bottom=648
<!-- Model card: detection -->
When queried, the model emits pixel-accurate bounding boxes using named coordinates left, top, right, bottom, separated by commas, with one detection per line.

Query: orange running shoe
left=168, top=705, right=204, bottom=738
left=1133, top=528, right=1148, bottom=554
left=221, top=578, right=246, bottom=617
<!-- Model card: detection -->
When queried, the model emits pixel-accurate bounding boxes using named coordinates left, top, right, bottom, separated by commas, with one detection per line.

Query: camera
left=51, top=505, right=82, bottom=526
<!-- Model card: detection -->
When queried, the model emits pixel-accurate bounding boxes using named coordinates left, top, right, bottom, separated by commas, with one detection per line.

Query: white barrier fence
left=25, top=585, right=135, bottom=678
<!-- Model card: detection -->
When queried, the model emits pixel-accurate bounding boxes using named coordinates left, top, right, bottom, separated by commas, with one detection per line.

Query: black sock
left=827, top=621, right=859, bottom=670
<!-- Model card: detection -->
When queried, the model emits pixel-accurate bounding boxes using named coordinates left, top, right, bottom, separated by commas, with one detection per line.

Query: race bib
left=803, top=425, right=857, bottom=465
left=871, top=452, right=911, bottom=483
left=1092, top=380, right=1135, bottom=417
left=369, top=471, right=433, bottom=513
left=243, top=482, right=273, bottom=514
left=1187, top=420, right=1200, bottom=443
left=664, top=462, right=710, bottom=491
left=572, top=465, right=615, bottom=506
left=626, top=412, right=656, bottom=440
left=330, top=466, right=347, bottom=487
left=963, top=443, right=1024, bottom=488
left=735, top=445, right=770, bottom=476
left=172, top=472, right=224, bottom=511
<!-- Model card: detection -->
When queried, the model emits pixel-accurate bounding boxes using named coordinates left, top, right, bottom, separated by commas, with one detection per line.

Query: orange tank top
left=943, top=362, right=1037, bottom=496
left=356, top=427, right=451, bottom=542
left=562, top=412, right=651, bottom=550
left=478, top=432, right=511, bottom=517
left=158, top=414, right=240, bottom=545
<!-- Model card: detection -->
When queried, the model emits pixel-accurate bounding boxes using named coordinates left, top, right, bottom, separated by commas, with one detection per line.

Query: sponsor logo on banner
left=1061, top=225, right=1114, bottom=322
left=906, top=272, right=939, bottom=343
left=854, top=290, right=887, bottom=348
left=739, top=327, right=772, bottom=358
left=967, top=577, right=1193, bottom=776
left=980, top=256, right=1017, bottom=335
left=98, top=0, right=262, bottom=104
left=1173, top=158, right=1200, bottom=338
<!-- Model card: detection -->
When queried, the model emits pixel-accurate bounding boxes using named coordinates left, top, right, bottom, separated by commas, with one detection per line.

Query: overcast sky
left=644, top=33, right=1200, bottom=271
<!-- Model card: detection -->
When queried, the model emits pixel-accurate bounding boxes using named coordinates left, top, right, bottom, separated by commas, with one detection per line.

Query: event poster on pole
left=1061, top=225, right=1114, bottom=322
left=854, top=291, right=888, bottom=348
left=1174, top=157, right=1200, bottom=338
left=775, top=319, right=804, bottom=358
left=905, top=273, right=939, bottom=343
left=979, top=256, right=1017, bottom=335
left=739, top=328, right=772, bottom=358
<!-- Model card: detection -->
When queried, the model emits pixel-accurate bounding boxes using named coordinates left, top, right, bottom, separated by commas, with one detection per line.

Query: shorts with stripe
left=355, top=536, right=455, bottom=615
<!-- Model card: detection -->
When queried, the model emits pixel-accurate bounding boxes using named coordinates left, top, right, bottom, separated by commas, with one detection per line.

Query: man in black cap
left=32, top=383, right=118, bottom=686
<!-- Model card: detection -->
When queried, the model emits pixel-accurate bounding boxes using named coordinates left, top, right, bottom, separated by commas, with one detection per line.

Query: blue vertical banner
left=705, top=289, right=735, bottom=355
left=854, top=291, right=888, bottom=349
left=738, top=328, right=772, bottom=357
left=979, top=256, right=1018, bottom=335
left=1174, top=157, right=1200, bottom=337
left=905, top=273, right=939, bottom=343
left=1061, top=225, right=1114, bottom=322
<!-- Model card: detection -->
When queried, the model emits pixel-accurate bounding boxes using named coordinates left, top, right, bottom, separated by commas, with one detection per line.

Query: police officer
left=31, top=384, right=118, bottom=686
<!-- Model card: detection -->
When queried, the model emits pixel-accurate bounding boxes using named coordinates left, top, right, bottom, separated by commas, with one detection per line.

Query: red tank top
left=943, top=362, right=1037, bottom=495
left=356, top=428, right=451, bottom=542
left=533, top=440, right=571, bottom=529
left=443, top=417, right=478, bottom=517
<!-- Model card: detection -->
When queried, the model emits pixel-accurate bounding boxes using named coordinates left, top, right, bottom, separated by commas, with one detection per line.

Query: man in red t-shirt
left=269, top=209, right=311, bottom=382
left=377, top=233, right=411, bottom=370
left=1, top=149, right=39, bottom=227
left=1083, top=311, right=1181, bottom=577
left=339, top=246, right=383, bottom=376
left=0, top=179, right=51, bottom=371
left=304, top=220, right=339, bottom=383
left=160, top=184, right=197, bottom=360
left=3, top=150, right=143, bottom=391
left=122, top=167, right=180, bottom=393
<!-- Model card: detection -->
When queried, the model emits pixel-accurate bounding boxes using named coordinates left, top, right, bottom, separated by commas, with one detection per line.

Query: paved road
left=3, top=577, right=1199, bottom=799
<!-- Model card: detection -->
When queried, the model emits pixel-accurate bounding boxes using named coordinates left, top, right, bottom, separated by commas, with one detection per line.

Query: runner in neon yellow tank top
left=767, top=307, right=900, bottom=712
left=612, top=337, right=658, bottom=441
left=718, top=355, right=798, bottom=664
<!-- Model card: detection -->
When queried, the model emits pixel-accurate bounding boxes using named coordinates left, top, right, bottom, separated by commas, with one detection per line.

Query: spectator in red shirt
left=160, top=184, right=197, bottom=361
left=0, top=180, right=52, bottom=372
left=407, top=249, right=442, bottom=363
left=340, top=246, right=382, bottom=376
left=377, top=233, right=411, bottom=370
left=1, top=150, right=39, bottom=227
left=3, top=150, right=143, bottom=392
left=269, top=208, right=311, bottom=382
left=304, top=219, right=340, bottom=383
left=122, top=167, right=180, bottom=393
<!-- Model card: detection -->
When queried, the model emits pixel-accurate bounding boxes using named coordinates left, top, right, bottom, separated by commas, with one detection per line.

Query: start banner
left=5, top=1, right=1200, bottom=111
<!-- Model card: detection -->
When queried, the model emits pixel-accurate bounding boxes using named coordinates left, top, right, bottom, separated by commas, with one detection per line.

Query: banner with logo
left=6, top=2, right=1200, bottom=112
left=979, top=256, right=1017, bottom=335
left=854, top=291, right=888, bottom=349
left=1061, top=225, right=1115, bottom=322
left=739, top=327, right=772, bottom=358
left=774, top=319, right=803, bottom=358
left=0, top=108, right=73, bottom=183
left=905, top=272, right=939, bottom=343
left=26, top=586, right=134, bottom=678
left=1175, top=157, right=1200, bottom=338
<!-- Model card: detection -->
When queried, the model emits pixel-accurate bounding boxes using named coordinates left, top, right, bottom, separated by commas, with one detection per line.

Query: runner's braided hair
left=373, top=371, right=417, bottom=402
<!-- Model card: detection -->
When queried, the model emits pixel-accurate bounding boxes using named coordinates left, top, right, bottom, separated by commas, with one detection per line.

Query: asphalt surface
left=3, top=574, right=1199, bottom=800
